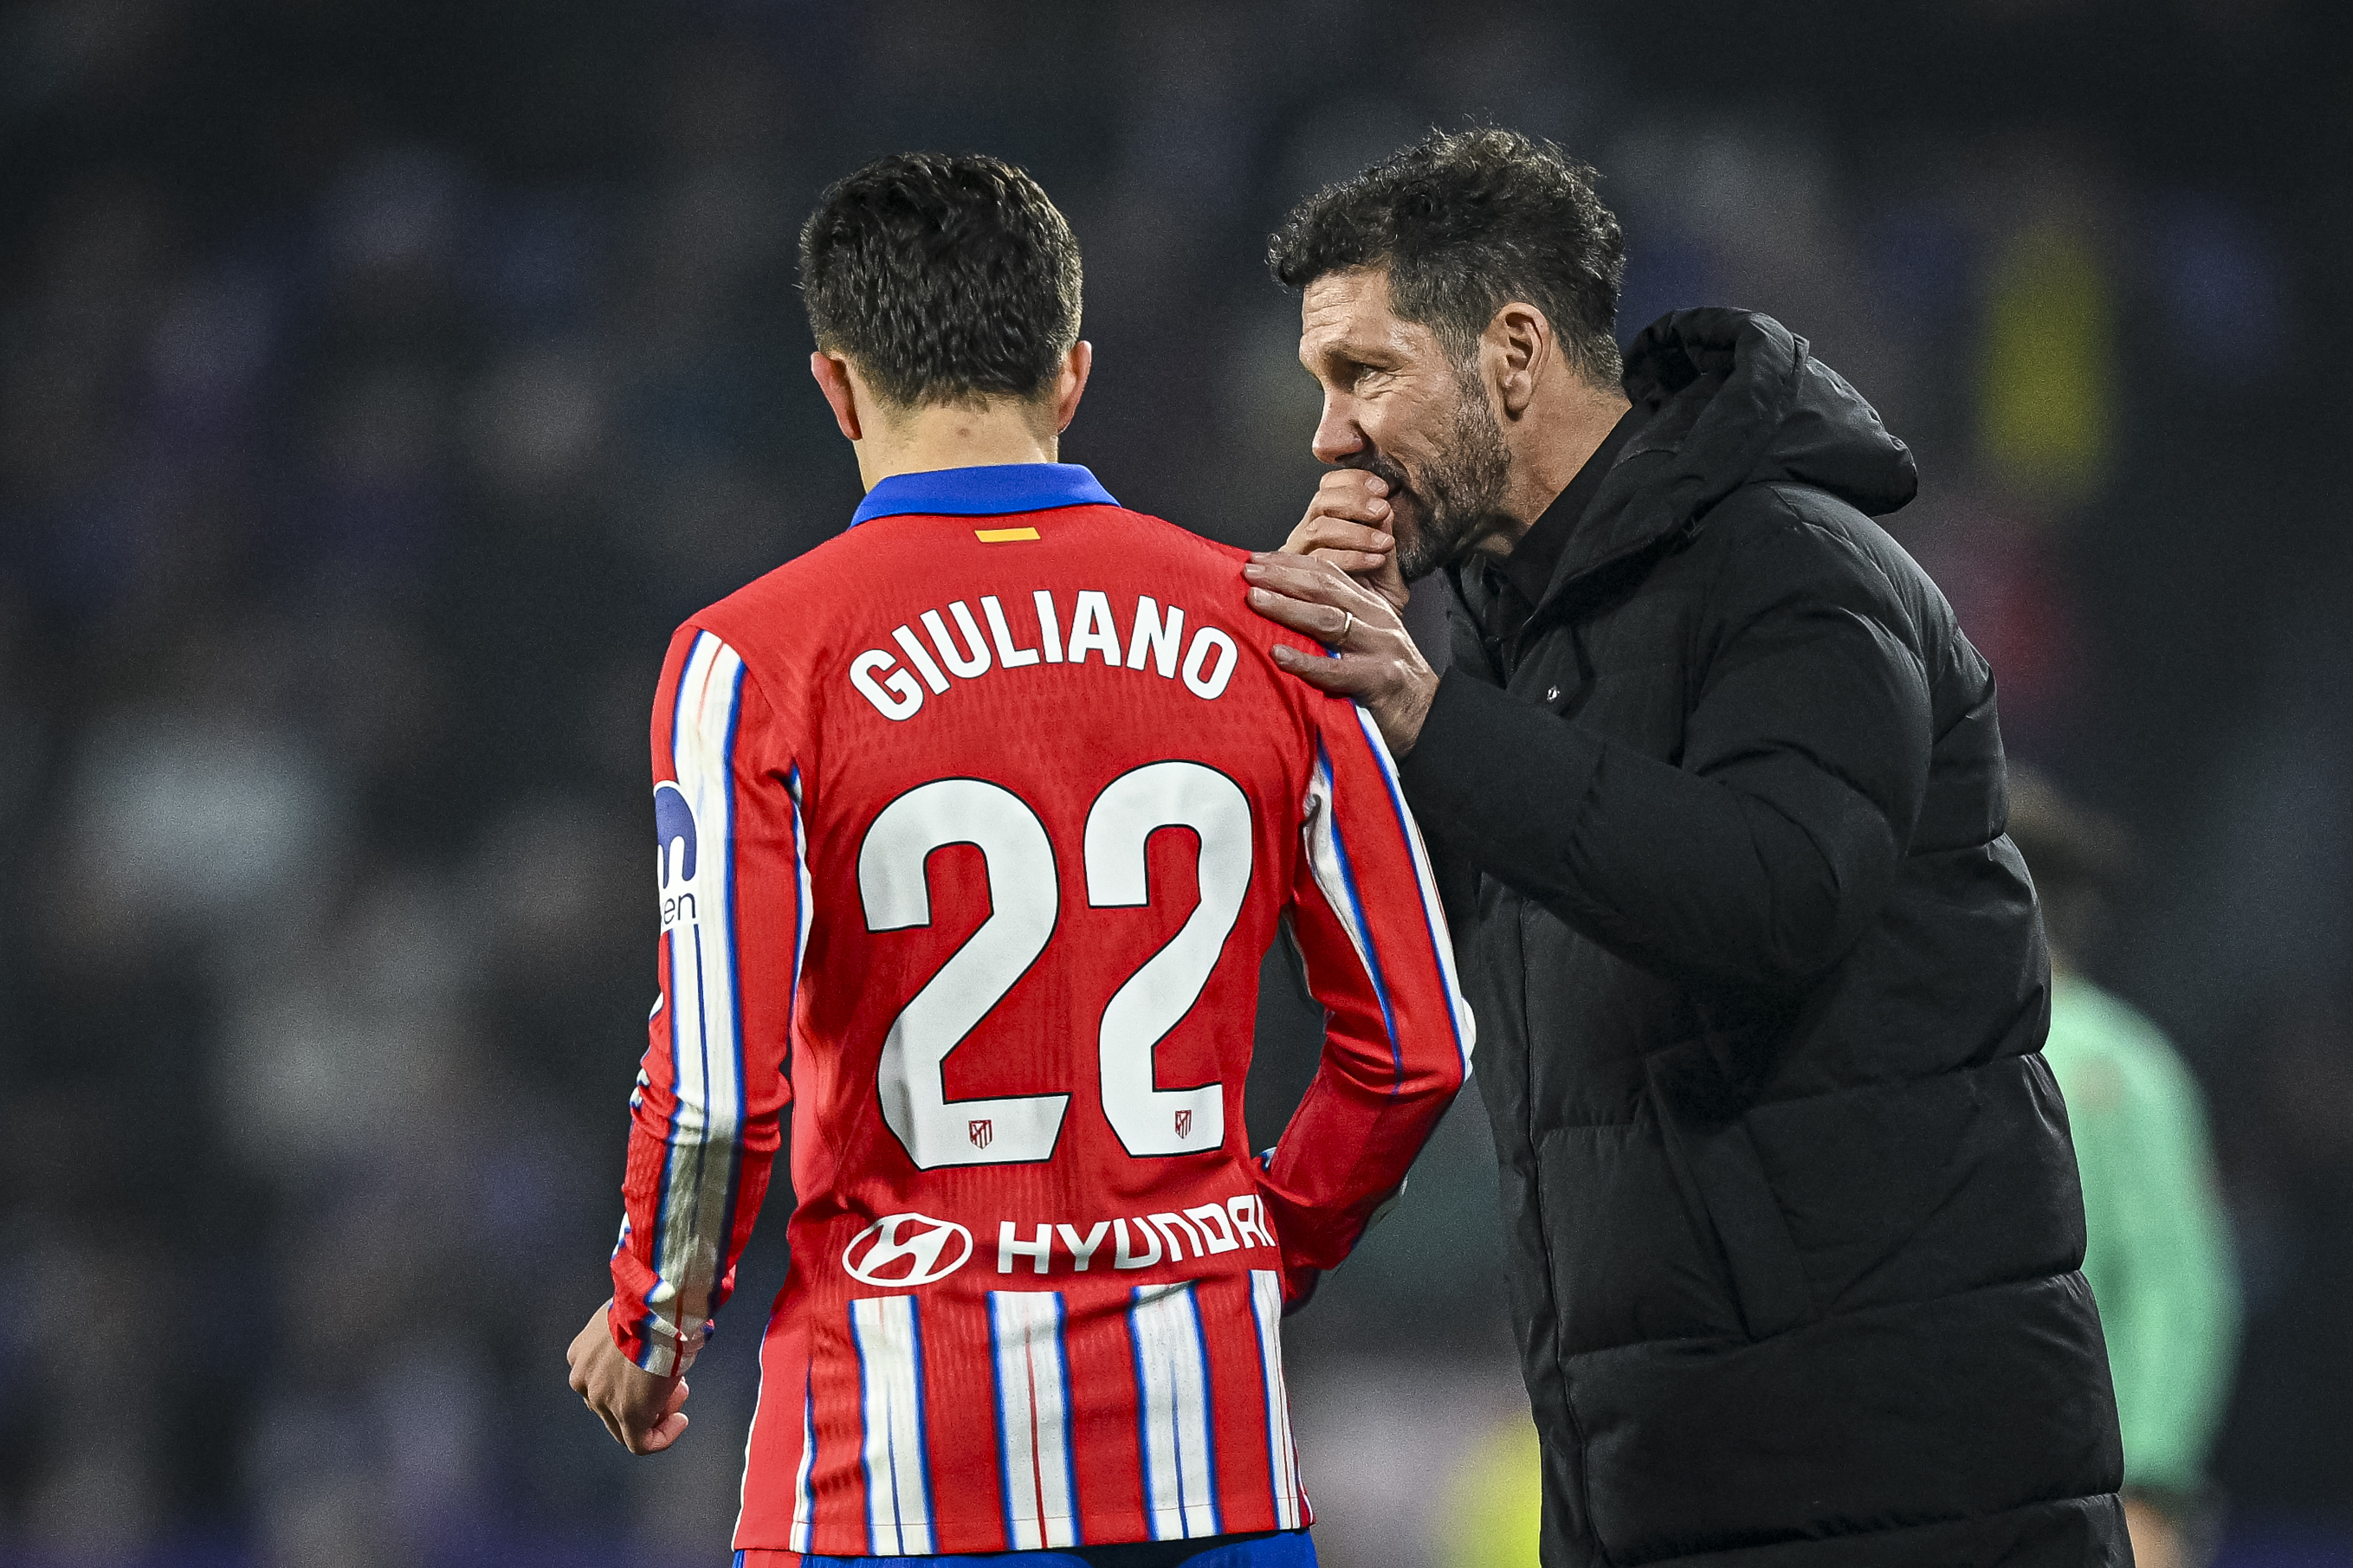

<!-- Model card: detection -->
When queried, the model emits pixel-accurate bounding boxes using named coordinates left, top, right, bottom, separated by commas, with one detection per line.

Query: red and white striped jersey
left=607, top=463, right=1473, bottom=1560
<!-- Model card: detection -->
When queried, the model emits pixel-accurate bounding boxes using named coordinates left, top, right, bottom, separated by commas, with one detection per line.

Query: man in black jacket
left=1243, top=130, right=2127, bottom=1566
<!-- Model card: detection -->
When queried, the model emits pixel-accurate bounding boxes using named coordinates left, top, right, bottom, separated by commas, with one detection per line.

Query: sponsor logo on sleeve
left=655, top=781, right=699, bottom=931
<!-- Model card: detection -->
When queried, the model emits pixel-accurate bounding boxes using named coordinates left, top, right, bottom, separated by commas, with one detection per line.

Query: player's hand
left=567, top=1301, right=692, bottom=1455
left=1282, top=469, right=1409, bottom=613
left=1244, top=552, right=1438, bottom=756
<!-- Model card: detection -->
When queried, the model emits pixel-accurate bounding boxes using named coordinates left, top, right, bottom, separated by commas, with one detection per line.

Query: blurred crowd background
left=3, top=2, right=2348, bottom=1565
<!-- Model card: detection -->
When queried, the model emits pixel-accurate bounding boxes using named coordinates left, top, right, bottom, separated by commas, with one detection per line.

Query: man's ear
left=810, top=351, right=864, bottom=442
left=1488, top=303, right=1551, bottom=421
left=1052, top=340, right=1094, bottom=435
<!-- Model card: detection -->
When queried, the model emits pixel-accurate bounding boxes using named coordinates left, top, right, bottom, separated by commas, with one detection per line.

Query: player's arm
left=570, top=624, right=806, bottom=1453
left=1259, top=687, right=1476, bottom=1303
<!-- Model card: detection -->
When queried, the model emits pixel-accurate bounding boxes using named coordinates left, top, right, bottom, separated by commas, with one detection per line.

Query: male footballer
left=565, top=153, right=1472, bottom=1567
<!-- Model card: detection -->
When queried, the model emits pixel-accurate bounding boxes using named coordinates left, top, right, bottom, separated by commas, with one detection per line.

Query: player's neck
left=854, top=402, right=1061, bottom=490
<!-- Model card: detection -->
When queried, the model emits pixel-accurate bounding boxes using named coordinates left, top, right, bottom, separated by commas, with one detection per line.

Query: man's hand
left=567, top=1302, right=692, bottom=1455
left=1284, top=469, right=1409, bottom=612
left=1244, top=552, right=1439, bottom=756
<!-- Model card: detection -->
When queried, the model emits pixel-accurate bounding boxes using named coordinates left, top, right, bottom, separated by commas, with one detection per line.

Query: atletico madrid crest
left=1174, top=1109, right=1193, bottom=1139
left=969, top=1119, right=992, bottom=1150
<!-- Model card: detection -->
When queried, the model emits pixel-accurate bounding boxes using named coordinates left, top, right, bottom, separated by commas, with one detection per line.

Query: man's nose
left=1310, top=395, right=1364, bottom=467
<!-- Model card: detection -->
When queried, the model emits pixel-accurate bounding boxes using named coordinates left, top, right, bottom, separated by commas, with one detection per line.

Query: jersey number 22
left=857, top=761, right=1250, bottom=1170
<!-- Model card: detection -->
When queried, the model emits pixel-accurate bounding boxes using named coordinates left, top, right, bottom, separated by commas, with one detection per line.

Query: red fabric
left=607, top=501, right=1470, bottom=1555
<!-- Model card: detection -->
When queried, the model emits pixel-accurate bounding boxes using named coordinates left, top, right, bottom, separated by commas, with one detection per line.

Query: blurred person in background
left=2007, top=766, right=2240, bottom=1568
left=1245, top=129, right=2125, bottom=1566
left=567, top=152, right=1472, bottom=1566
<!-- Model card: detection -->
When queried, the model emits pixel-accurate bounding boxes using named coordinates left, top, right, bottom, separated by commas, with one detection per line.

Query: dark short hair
left=1270, top=129, right=1626, bottom=385
left=798, top=152, right=1082, bottom=408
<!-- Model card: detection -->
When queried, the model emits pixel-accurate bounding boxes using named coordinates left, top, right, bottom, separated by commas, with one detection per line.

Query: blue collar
left=850, top=462, right=1118, bottom=526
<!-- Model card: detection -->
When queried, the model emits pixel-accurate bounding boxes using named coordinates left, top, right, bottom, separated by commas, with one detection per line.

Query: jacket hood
left=1547, top=309, right=1918, bottom=596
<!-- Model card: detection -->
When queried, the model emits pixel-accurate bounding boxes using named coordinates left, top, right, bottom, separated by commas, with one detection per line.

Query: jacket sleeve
left=1259, top=693, right=1476, bottom=1292
left=1399, top=502, right=1932, bottom=996
left=607, top=624, right=804, bottom=1377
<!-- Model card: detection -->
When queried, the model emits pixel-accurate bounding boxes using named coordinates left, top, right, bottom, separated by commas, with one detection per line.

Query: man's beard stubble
left=1361, top=358, right=1514, bottom=582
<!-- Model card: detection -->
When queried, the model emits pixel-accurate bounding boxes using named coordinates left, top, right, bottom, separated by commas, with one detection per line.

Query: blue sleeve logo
left=656, top=782, right=699, bottom=930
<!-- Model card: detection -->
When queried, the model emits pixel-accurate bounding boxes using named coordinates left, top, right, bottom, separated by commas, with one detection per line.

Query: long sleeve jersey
left=605, top=463, right=1473, bottom=1561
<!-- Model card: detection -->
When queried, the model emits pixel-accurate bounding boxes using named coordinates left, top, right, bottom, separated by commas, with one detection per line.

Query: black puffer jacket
left=1397, top=311, right=2126, bottom=1566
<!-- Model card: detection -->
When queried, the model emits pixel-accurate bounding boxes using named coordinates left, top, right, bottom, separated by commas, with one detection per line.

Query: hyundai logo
left=842, top=1213, right=973, bottom=1287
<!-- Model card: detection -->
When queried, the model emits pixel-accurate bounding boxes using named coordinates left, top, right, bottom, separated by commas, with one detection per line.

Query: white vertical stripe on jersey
left=785, top=764, right=813, bottom=1020
left=645, top=630, right=748, bottom=1376
left=1348, top=704, right=1477, bottom=1072
left=790, top=1376, right=818, bottom=1555
left=1248, top=1269, right=1306, bottom=1531
left=851, top=1295, right=936, bottom=1556
left=734, top=1357, right=772, bottom=1549
left=1128, top=1282, right=1221, bottom=1540
left=1299, top=744, right=1382, bottom=1001
left=989, top=1292, right=1079, bottom=1551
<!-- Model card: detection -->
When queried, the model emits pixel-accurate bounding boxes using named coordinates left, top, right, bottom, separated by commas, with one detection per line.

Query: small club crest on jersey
left=1174, top=1109, right=1193, bottom=1139
left=969, top=1119, right=992, bottom=1150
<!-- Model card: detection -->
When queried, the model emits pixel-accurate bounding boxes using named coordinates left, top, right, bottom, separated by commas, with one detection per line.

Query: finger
left=1245, top=585, right=1354, bottom=644
left=1306, top=546, right=1396, bottom=575
left=1268, top=643, right=1381, bottom=695
left=622, top=1385, right=688, bottom=1456
left=1284, top=512, right=1393, bottom=558
left=611, top=1371, right=685, bottom=1438
left=1244, top=552, right=1362, bottom=605
left=1317, top=467, right=1390, bottom=503
left=1287, top=521, right=1408, bottom=603
left=1303, top=494, right=1390, bottom=534
left=638, top=1410, right=690, bottom=1455
left=1290, top=472, right=1393, bottom=536
left=1244, top=559, right=1387, bottom=624
left=1290, top=518, right=1394, bottom=556
left=1307, top=491, right=1390, bottom=526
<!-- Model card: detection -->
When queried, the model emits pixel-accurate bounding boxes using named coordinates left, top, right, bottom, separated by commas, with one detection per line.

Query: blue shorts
left=739, top=1530, right=1316, bottom=1568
